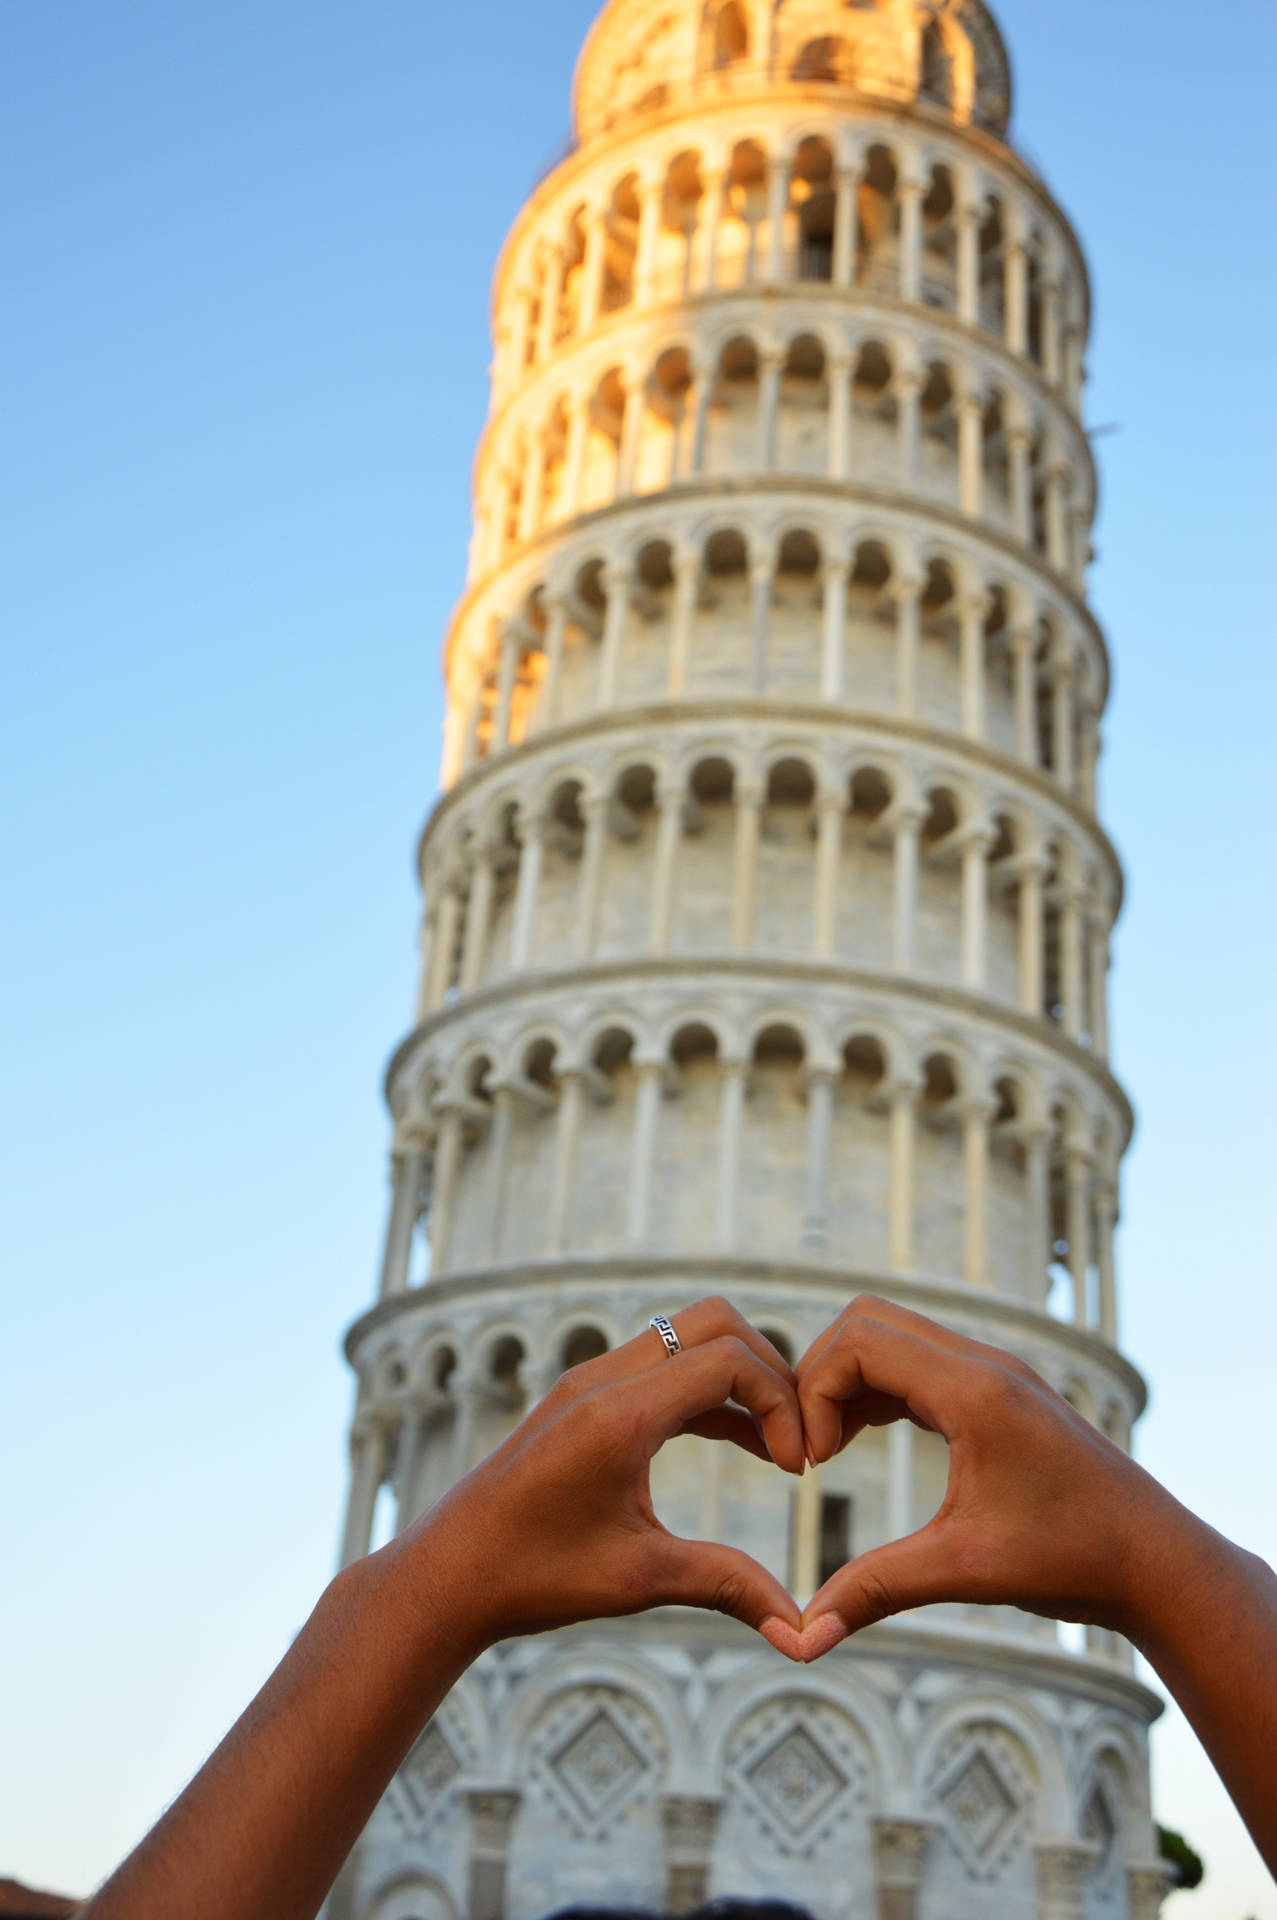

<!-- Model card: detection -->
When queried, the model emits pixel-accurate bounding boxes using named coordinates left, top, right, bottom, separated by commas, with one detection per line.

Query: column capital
left=804, top=1059, right=840, bottom=1089
left=893, top=570, right=925, bottom=606
left=873, top=1816, right=932, bottom=1890
left=814, top=783, right=847, bottom=816
left=601, top=556, right=633, bottom=595
left=736, top=776, right=765, bottom=810
left=959, top=1094, right=998, bottom=1125
left=887, top=1075, right=923, bottom=1107
left=892, top=365, right=925, bottom=398
left=958, top=821, right=997, bottom=854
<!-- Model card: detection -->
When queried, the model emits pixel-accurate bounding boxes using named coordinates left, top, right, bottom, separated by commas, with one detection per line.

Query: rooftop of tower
left=574, top=0, right=1013, bottom=144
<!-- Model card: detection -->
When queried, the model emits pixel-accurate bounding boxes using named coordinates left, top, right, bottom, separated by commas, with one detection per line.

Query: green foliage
left=1157, top=1823, right=1205, bottom=1891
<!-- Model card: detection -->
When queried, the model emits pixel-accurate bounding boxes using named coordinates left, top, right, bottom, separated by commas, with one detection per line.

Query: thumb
left=800, top=1523, right=954, bottom=1652
left=647, top=1534, right=802, bottom=1642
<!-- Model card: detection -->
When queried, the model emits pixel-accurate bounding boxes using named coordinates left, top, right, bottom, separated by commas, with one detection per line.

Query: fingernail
left=798, top=1612, right=848, bottom=1662
left=804, top=1434, right=815, bottom=1467
left=760, top=1616, right=804, bottom=1663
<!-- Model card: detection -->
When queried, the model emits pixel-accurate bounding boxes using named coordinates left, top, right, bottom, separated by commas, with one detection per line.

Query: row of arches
left=421, top=745, right=1113, bottom=1054
left=384, top=995, right=1122, bottom=1342
left=479, top=319, right=1090, bottom=587
left=499, top=128, right=1082, bottom=406
left=450, top=517, right=1102, bottom=801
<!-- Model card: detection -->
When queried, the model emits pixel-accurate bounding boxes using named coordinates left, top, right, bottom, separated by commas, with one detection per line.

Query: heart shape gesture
left=411, top=1292, right=1167, bottom=1668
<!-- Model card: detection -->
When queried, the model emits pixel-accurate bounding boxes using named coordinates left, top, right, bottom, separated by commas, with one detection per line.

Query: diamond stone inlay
left=552, top=1708, right=647, bottom=1818
left=399, top=1722, right=460, bottom=1822
left=939, top=1750, right=1018, bottom=1859
left=745, top=1725, right=848, bottom=1835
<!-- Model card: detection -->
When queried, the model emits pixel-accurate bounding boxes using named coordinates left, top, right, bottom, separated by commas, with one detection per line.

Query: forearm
left=81, top=1532, right=478, bottom=1920
left=1127, top=1503, right=1277, bottom=1874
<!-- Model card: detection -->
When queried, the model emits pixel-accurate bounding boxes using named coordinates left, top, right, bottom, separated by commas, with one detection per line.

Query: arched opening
left=919, top=19, right=955, bottom=110
left=793, top=137, right=835, bottom=282
left=711, top=0, right=749, bottom=69
left=640, top=344, right=694, bottom=489
left=793, top=35, right=856, bottom=84
left=561, top=1325, right=610, bottom=1371
left=681, top=755, right=736, bottom=948
left=601, top=174, right=640, bottom=314
left=919, top=360, right=957, bottom=502
left=582, top=368, right=628, bottom=511
left=851, top=341, right=897, bottom=485
left=664, top=150, right=705, bottom=298
left=921, top=163, right=957, bottom=309
left=720, top=140, right=768, bottom=287
left=858, top=145, right=899, bottom=292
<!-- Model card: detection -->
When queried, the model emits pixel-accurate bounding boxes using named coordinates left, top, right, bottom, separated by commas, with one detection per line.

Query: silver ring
left=649, top=1314, right=682, bottom=1357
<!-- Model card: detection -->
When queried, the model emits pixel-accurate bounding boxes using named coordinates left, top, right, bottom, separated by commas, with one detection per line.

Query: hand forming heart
left=405, top=1291, right=1171, bottom=1666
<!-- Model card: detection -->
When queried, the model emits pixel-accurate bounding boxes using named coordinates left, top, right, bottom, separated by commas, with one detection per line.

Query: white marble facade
left=327, top=2, right=1170, bottom=1915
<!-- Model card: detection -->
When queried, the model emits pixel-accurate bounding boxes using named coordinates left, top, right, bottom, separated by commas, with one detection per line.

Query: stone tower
left=332, top=2, right=1169, bottom=1915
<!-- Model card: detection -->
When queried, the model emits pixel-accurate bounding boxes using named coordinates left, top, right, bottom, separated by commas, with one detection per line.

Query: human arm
left=79, top=1298, right=804, bottom=1920
left=792, top=1294, right=1277, bottom=1872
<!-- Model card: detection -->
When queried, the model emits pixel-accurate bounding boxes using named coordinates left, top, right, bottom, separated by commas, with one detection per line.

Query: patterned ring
left=648, top=1314, right=683, bottom=1358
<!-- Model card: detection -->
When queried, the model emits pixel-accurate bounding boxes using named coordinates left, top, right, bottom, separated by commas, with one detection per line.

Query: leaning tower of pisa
left=330, top=3, right=1171, bottom=1916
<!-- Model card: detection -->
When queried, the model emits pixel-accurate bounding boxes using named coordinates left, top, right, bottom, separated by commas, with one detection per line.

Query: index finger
left=634, top=1334, right=805, bottom=1476
left=799, top=1314, right=966, bottom=1464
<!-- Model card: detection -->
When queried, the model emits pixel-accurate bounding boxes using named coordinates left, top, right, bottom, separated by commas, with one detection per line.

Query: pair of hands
left=400, top=1294, right=1176, bottom=1663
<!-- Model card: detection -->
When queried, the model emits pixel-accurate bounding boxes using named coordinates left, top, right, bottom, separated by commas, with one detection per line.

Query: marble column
left=821, top=558, right=848, bottom=700
left=1035, top=1843, right=1091, bottom=1920
left=1008, top=426, right=1033, bottom=543
left=956, top=197, right=981, bottom=326
left=563, top=399, right=590, bottom=516
left=892, top=806, right=922, bottom=972
left=535, top=593, right=568, bottom=731
left=378, top=1146, right=427, bottom=1300
left=650, top=780, right=684, bottom=953
left=668, top=549, right=699, bottom=695
left=1051, top=655, right=1077, bottom=791
left=1088, top=916, right=1110, bottom=1058
left=962, top=1098, right=994, bottom=1287
left=578, top=207, right=607, bottom=330
left=958, top=591, right=988, bottom=739
left=425, top=881, right=462, bottom=1012
left=597, top=562, right=631, bottom=708
left=1095, top=1179, right=1119, bottom=1341
left=634, top=170, right=662, bottom=302
left=731, top=781, right=762, bottom=948
left=812, top=790, right=843, bottom=957
left=460, top=843, right=496, bottom=990
left=509, top=811, right=545, bottom=970
left=960, top=826, right=992, bottom=990
left=895, top=368, right=922, bottom=490
left=716, top=1056, right=746, bottom=1247
left=701, top=170, right=729, bottom=290
left=492, top=626, right=520, bottom=749
left=466, top=1787, right=522, bottom=1920
left=898, top=176, right=925, bottom=303
left=832, top=164, right=860, bottom=285
left=874, top=1818, right=932, bottom=1920
left=765, top=160, right=791, bottom=281
left=1023, top=1124, right=1052, bottom=1305
left=1059, top=880, right=1085, bottom=1038
left=749, top=552, right=772, bottom=693
left=1046, top=461, right=1070, bottom=572
left=1065, top=1146, right=1092, bottom=1327
left=576, top=795, right=610, bottom=959
left=339, top=1418, right=389, bottom=1568
left=628, top=1058, right=664, bottom=1244
left=662, top=1796, right=722, bottom=1916
left=828, top=354, right=853, bottom=481
left=958, top=386, right=983, bottom=519
left=758, top=351, right=783, bottom=470
left=802, top=1066, right=836, bottom=1250
left=428, top=1103, right=465, bottom=1276
left=1004, top=229, right=1029, bottom=355
left=888, top=1079, right=920, bottom=1271
left=537, top=245, right=565, bottom=359
left=1009, top=624, right=1039, bottom=764
left=548, top=1069, right=584, bottom=1254
left=689, top=358, right=713, bottom=474
left=895, top=574, right=922, bottom=718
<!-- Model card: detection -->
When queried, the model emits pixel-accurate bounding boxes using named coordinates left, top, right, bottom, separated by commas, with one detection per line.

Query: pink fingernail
left=798, top=1612, right=848, bottom=1662
left=760, top=1616, right=804, bottom=1663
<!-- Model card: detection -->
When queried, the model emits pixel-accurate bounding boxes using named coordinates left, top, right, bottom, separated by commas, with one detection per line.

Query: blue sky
left=2, top=0, right=1274, bottom=1909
